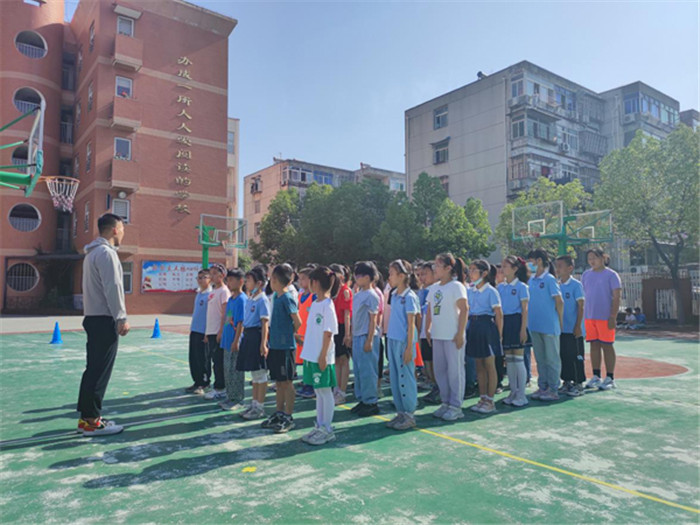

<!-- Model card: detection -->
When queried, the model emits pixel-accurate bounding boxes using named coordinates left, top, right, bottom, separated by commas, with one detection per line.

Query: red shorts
left=585, top=319, right=615, bottom=344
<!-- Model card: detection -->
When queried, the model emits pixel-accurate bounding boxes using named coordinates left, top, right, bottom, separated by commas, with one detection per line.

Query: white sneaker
left=204, top=389, right=226, bottom=400
left=530, top=388, right=546, bottom=400
left=219, top=400, right=244, bottom=411
left=333, top=391, right=346, bottom=406
left=393, top=413, right=417, bottom=430
left=81, top=418, right=124, bottom=437
left=585, top=376, right=602, bottom=389
left=301, top=425, right=322, bottom=443
left=441, top=407, right=465, bottom=421
left=307, top=427, right=335, bottom=445
left=241, top=405, right=265, bottom=420
left=385, top=413, right=404, bottom=429
left=511, top=396, right=529, bottom=407
left=598, top=377, right=617, bottom=390
left=470, top=399, right=486, bottom=412
left=503, top=392, right=515, bottom=405
left=432, top=404, right=450, bottom=419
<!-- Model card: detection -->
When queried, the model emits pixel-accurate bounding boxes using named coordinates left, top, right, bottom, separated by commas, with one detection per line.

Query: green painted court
left=1, top=327, right=698, bottom=524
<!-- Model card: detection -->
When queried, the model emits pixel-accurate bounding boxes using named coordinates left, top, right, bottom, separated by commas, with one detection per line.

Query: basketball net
left=44, top=176, right=80, bottom=213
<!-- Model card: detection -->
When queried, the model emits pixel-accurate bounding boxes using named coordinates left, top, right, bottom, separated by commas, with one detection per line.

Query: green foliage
left=494, top=178, right=591, bottom=256
left=412, top=172, right=448, bottom=226
left=249, top=188, right=301, bottom=265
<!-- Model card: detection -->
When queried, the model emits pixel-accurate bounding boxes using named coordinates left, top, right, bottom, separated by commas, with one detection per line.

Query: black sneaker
left=422, top=387, right=441, bottom=405
left=273, top=414, right=295, bottom=434
left=356, top=403, right=379, bottom=417
left=350, top=402, right=365, bottom=414
left=464, top=385, right=479, bottom=400
left=184, top=384, right=198, bottom=393
left=261, top=411, right=284, bottom=429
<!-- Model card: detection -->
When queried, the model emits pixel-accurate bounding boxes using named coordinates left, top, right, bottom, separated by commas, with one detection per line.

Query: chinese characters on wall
left=174, top=56, right=194, bottom=214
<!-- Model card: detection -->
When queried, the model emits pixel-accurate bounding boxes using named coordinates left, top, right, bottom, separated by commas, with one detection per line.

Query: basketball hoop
left=221, top=239, right=236, bottom=256
left=44, top=176, right=80, bottom=213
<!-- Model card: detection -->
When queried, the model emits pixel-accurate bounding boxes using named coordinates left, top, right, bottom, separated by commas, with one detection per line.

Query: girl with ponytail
left=424, top=253, right=469, bottom=421
left=465, top=259, right=503, bottom=414
left=498, top=256, right=531, bottom=407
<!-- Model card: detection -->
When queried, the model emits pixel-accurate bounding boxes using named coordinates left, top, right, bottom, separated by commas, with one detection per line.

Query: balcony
left=112, top=33, right=143, bottom=71
left=110, top=96, right=141, bottom=131
left=60, top=122, right=73, bottom=144
left=109, top=158, right=140, bottom=193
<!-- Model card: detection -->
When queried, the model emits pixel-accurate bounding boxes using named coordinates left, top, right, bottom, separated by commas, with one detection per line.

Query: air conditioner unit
left=559, top=143, right=570, bottom=152
left=623, top=114, right=635, bottom=124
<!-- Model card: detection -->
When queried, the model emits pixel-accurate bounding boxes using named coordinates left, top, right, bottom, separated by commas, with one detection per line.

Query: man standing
left=77, top=213, right=130, bottom=436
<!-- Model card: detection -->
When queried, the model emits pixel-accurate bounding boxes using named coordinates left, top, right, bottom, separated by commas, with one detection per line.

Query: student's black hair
left=471, top=259, right=497, bottom=287
left=625, top=307, right=633, bottom=313
left=527, top=248, right=556, bottom=276
left=586, top=247, right=610, bottom=267
left=245, top=267, right=266, bottom=287
left=371, top=262, right=385, bottom=290
left=436, top=252, right=466, bottom=283
left=272, top=263, right=295, bottom=286
left=421, top=261, right=435, bottom=272
left=298, top=265, right=316, bottom=276
left=329, top=263, right=347, bottom=282
left=353, top=261, right=377, bottom=281
left=634, top=307, right=642, bottom=313
left=209, top=263, right=226, bottom=275
left=197, top=269, right=210, bottom=277
left=97, top=213, right=123, bottom=234
left=226, top=268, right=244, bottom=279
left=390, top=259, right=419, bottom=290
left=309, top=265, right=340, bottom=297
left=253, top=263, right=269, bottom=276
left=502, top=255, right=528, bottom=283
left=555, top=255, right=575, bottom=268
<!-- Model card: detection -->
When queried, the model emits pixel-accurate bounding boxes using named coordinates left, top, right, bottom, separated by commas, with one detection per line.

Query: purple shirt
left=581, top=268, right=621, bottom=320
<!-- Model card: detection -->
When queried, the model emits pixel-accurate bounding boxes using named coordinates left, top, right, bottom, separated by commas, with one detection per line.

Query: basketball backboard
left=512, top=200, right=564, bottom=241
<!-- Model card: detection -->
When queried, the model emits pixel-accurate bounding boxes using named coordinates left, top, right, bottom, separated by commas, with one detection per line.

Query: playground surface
left=0, top=319, right=698, bottom=524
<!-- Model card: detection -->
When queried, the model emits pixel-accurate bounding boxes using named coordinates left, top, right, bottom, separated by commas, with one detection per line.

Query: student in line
left=466, top=260, right=503, bottom=414
left=385, top=260, right=420, bottom=431
left=237, top=267, right=271, bottom=420
left=555, top=255, right=586, bottom=397
left=330, top=264, right=353, bottom=405
left=581, top=248, right=621, bottom=391
left=526, top=249, right=564, bottom=402
left=203, top=263, right=231, bottom=401
left=219, top=269, right=246, bottom=411
left=300, top=266, right=340, bottom=446
left=425, top=253, right=469, bottom=421
left=498, top=256, right=530, bottom=407
left=186, top=269, right=211, bottom=395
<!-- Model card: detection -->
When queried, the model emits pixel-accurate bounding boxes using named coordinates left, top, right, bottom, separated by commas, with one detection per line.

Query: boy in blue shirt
left=187, top=270, right=211, bottom=395
left=261, top=264, right=302, bottom=433
left=555, top=256, right=586, bottom=397
left=220, top=269, right=247, bottom=410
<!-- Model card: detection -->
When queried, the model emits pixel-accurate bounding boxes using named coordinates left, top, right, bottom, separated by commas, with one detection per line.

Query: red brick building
left=1, top=0, right=238, bottom=315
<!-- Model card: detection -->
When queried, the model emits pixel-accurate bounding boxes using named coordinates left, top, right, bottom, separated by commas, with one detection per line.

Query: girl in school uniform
left=425, top=253, right=469, bottom=421
left=348, top=261, right=381, bottom=417
left=526, top=249, right=564, bottom=402
left=497, top=256, right=531, bottom=407
left=237, top=267, right=271, bottom=420
left=331, top=263, right=353, bottom=405
left=300, top=266, right=340, bottom=446
left=295, top=266, right=316, bottom=399
left=466, top=260, right=503, bottom=414
left=385, top=260, right=420, bottom=431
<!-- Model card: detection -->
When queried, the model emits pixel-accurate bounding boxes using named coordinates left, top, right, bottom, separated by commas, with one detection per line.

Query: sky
left=66, top=0, right=699, bottom=214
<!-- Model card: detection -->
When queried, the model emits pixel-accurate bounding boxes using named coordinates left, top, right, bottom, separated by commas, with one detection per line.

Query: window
left=15, top=31, right=48, bottom=59
left=390, top=179, right=405, bottom=192
left=75, top=102, right=81, bottom=128
left=86, top=142, right=92, bottom=172
left=115, top=76, right=132, bottom=98
left=624, top=94, right=639, bottom=115
left=433, top=141, right=449, bottom=164
left=122, top=262, right=133, bottom=293
left=511, top=75, right=524, bottom=98
left=13, top=87, right=43, bottom=114
left=114, top=137, right=131, bottom=160
left=227, top=131, right=235, bottom=154
left=9, top=203, right=41, bottom=232
left=72, top=212, right=77, bottom=238
left=89, top=22, right=95, bottom=52
left=511, top=116, right=525, bottom=139
left=112, top=198, right=130, bottom=223
left=117, top=16, right=134, bottom=37
left=87, top=82, right=93, bottom=111
left=254, top=200, right=261, bottom=214
left=23, top=0, right=44, bottom=6
left=434, top=105, right=448, bottom=129
left=560, top=127, right=579, bottom=150
left=527, top=116, right=555, bottom=142
left=313, top=171, right=333, bottom=185
left=6, top=263, right=39, bottom=292
left=59, top=158, right=72, bottom=177
left=84, top=201, right=90, bottom=232
left=74, top=154, right=80, bottom=177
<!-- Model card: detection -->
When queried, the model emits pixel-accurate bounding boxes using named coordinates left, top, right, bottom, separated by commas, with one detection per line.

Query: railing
left=16, top=42, right=47, bottom=59
left=11, top=156, right=28, bottom=167
left=13, top=100, right=41, bottom=114
left=62, top=67, right=76, bottom=91
left=618, top=270, right=700, bottom=321
left=9, top=217, right=40, bottom=232
left=60, top=122, right=73, bottom=144
left=56, top=227, right=72, bottom=252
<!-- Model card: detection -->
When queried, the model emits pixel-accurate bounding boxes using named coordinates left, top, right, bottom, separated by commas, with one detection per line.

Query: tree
left=595, top=126, right=699, bottom=324
left=371, top=192, right=425, bottom=265
left=495, top=178, right=591, bottom=256
left=426, top=198, right=492, bottom=261
left=412, top=172, right=448, bottom=227
left=295, top=183, right=336, bottom=265
left=249, top=188, right=301, bottom=265
left=463, top=197, right=496, bottom=259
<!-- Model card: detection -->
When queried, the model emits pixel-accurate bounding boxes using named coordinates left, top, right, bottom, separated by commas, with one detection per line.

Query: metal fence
left=618, top=270, right=699, bottom=321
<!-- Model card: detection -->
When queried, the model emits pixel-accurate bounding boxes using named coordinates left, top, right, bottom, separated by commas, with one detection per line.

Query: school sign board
left=141, top=260, right=201, bottom=293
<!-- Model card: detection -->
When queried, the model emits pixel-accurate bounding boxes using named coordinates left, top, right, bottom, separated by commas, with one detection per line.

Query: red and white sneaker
left=81, top=418, right=124, bottom=437
left=77, top=418, right=89, bottom=434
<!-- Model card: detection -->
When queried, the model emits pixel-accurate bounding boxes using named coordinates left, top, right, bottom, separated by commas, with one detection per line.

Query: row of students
left=186, top=247, right=621, bottom=445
